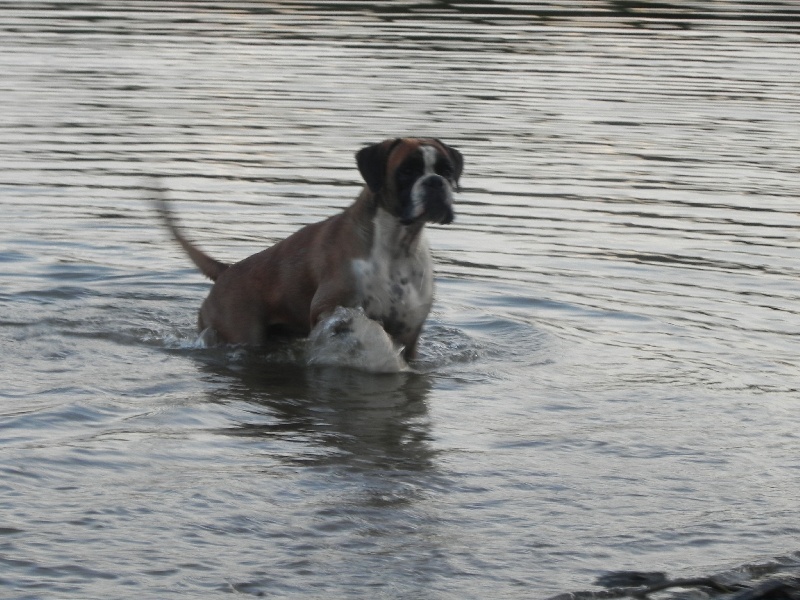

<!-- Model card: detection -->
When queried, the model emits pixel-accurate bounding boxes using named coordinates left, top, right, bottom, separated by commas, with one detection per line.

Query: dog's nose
left=423, top=175, right=447, bottom=189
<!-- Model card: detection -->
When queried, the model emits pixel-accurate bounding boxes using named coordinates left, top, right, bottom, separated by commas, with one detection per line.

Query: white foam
left=306, top=307, right=409, bottom=373
left=195, top=327, right=220, bottom=348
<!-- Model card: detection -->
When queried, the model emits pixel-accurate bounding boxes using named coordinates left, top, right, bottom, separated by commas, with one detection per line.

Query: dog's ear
left=356, top=139, right=399, bottom=193
left=436, top=139, right=464, bottom=187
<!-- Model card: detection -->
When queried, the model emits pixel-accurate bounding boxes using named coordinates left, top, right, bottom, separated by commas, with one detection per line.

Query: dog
left=156, top=137, right=463, bottom=361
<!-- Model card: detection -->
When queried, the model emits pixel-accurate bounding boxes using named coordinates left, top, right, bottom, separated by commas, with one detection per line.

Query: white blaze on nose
left=410, top=145, right=443, bottom=219
left=420, top=145, right=437, bottom=174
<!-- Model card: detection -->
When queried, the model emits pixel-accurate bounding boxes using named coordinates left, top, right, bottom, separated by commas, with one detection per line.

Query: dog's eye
left=435, top=161, right=454, bottom=178
left=397, top=163, right=421, bottom=182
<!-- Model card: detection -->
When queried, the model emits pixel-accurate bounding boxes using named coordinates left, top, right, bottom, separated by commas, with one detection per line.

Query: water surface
left=1, top=2, right=799, bottom=598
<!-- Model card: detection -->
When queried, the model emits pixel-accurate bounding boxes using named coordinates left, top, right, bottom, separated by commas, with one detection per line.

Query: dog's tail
left=153, top=191, right=229, bottom=282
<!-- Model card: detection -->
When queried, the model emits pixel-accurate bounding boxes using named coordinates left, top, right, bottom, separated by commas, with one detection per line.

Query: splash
left=306, top=307, right=409, bottom=373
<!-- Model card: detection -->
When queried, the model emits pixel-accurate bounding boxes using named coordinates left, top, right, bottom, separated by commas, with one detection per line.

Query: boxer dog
left=156, top=137, right=463, bottom=360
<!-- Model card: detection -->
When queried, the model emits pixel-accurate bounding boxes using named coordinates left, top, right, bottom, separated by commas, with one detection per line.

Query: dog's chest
left=351, top=220, right=434, bottom=340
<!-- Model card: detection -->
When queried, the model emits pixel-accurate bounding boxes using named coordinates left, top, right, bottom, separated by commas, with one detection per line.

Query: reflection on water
left=1, top=1, right=800, bottom=597
left=204, top=357, right=435, bottom=471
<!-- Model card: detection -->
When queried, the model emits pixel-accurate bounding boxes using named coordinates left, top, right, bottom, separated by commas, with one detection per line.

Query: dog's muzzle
left=406, top=174, right=455, bottom=225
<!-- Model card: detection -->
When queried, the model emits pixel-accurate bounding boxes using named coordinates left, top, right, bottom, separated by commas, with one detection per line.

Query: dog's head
left=356, top=138, right=463, bottom=225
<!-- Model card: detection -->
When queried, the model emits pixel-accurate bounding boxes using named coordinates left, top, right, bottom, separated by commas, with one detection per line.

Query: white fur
left=351, top=208, right=434, bottom=345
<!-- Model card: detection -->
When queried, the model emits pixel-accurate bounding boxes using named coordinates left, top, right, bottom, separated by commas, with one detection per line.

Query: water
left=1, top=2, right=799, bottom=598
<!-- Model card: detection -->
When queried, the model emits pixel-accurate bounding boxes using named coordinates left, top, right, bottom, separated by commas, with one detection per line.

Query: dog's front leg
left=401, top=329, right=422, bottom=361
left=308, top=280, right=355, bottom=330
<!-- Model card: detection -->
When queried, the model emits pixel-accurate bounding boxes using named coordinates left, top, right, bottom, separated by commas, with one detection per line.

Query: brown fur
left=156, top=138, right=462, bottom=360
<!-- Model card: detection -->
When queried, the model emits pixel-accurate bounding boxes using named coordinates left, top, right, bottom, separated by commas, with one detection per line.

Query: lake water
left=1, top=2, right=799, bottom=598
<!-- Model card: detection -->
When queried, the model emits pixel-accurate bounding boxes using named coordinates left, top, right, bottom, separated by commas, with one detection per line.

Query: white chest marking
left=351, top=210, right=434, bottom=342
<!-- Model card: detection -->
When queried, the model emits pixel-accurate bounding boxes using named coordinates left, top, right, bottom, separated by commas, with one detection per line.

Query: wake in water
left=170, top=307, right=409, bottom=373
left=306, top=307, right=409, bottom=373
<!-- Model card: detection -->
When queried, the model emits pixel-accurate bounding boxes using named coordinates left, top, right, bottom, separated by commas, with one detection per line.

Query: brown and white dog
left=156, top=137, right=463, bottom=360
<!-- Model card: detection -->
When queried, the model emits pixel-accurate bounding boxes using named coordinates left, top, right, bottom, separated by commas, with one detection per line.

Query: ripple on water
left=2, top=2, right=800, bottom=598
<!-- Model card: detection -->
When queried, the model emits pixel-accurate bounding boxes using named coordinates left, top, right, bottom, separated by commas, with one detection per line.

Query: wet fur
left=156, top=138, right=463, bottom=360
